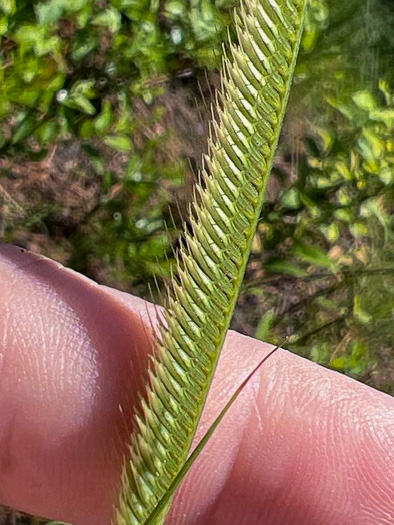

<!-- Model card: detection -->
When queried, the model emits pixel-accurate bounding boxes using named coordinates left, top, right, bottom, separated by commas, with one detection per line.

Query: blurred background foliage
left=236, top=0, right=394, bottom=395
left=1, top=0, right=394, bottom=520
left=0, top=0, right=237, bottom=295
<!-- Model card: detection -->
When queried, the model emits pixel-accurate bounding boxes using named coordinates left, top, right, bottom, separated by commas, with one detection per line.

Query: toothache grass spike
left=115, top=1, right=308, bottom=523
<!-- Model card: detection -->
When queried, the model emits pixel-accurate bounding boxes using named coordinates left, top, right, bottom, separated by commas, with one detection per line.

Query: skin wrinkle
left=3, top=265, right=99, bottom=437
left=219, top=382, right=268, bottom=525
left=211, top=357, right=309, bottom=525
left=356, top=410, right=394, bottom=523
left=0, top=415, right=17, bottom=481
left=0, top=244, right=152, bottom=524
left=0, top=301, right=8, bottom=375
left=320, top=396, right=346, bottom=517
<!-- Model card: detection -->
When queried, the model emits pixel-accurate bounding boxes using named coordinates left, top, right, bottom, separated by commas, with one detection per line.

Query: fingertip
left=0, top=244, right=153, bottom=523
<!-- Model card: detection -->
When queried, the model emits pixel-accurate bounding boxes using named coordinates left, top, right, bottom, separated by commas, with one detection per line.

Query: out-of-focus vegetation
left=0, top=0, right=236, bottom=294
left=234, top=0, right=394, bottom=396
left=1, top=0, right=394, bottom=523
left=244, top=82, right=394, bottom=392
left=231, top=0, right=394, bottom=395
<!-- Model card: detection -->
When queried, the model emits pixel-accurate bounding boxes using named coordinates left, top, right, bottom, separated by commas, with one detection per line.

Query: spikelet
left=115, top=0, right=308, bottom=523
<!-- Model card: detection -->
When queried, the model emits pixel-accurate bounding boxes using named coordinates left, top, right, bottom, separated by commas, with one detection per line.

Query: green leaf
left=104, top=134, right=133, bottom=151
left=62, top=94, right=96, bottom=115
left=362, top=128, right=384, bottom=158
left=165, top=0, right=186, bottom=18
left=328, top=98, right=364, bottom=125
left=94, top=100, right=113, bottom=133
left=320, top=222, right=340, bottom=243
left=0, top=0, right=15, bottom=15
left=315, top=125, right=334, bottom=153
left=353, top=295, right=372, bottom=324
left=294, top=243, right=334, bottom=270
left=35, top=121, right=59, bottom=143
left=349, top=221, right=369, bottom=239
left=36, top=35, right=61, bottom=56
left=63, top=0, right=89, bottom=12
left=369, top=108, right=394, bottom=126
left=36, top=0, right=64, bottom=25
left=11, top=115, right=37, bottom=144
left=266, top=260, right=308, bottom=278
left=73, top=95, right=96, bottom=114
left=14, top=24, right=46, bottom=46
left=331, top=357, right=347, bottom=370
left=280, top=187, right=301, bottom=209
left=352, top=90, right=377, bottom=112
left=334, top=208, right=352, bottom=222
left=0, top=15, right=7, bottom=35
left=92, top=7, right=122, bottom=33
left=255, top=308, right=276, bottom=342
left=70, top=79, right=95, bottom=96
left=79, top=119, right=96, bottom=137
left=71, top=35, right=98, bottom=60
left=379, top=168, right=394, bottom=186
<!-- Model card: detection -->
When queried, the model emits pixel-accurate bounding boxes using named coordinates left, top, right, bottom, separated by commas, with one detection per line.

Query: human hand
left=1, top=243, right=393, bottom=524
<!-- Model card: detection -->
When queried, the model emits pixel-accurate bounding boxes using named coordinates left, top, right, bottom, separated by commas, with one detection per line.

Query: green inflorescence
left=115, top=1, right=308, bottom=523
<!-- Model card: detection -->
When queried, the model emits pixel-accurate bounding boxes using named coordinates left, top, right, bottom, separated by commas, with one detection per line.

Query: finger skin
left=0, top=244, right=152, bottom=524
left=168, top=334, right=394, bottom=525
left=0, top=244, right=394, bottom=524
